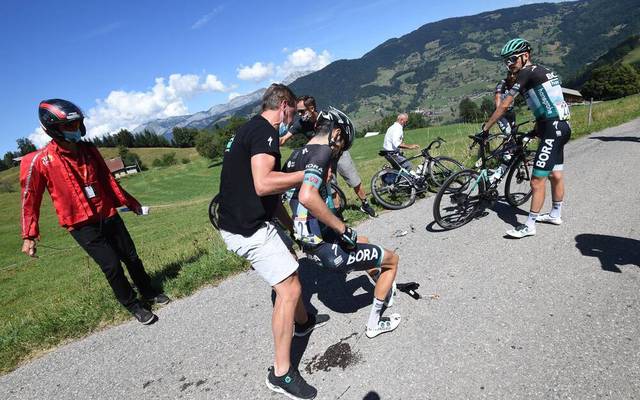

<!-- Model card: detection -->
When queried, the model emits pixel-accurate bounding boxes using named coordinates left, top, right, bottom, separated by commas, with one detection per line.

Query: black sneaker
left=145, top=293, right=171, bottom=305
left=129, top=304, right=157, bottom=325
left=360, top=201, right=377, bottom=217
left=294, top=313, right=329, bottom=337
left=266, top=366, right=317, bottom=400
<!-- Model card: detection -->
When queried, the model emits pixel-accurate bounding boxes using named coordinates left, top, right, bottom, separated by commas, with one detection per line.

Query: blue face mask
left=278, top=122, right=289, bottom=137
left=62, top=129, right=82, bottom=143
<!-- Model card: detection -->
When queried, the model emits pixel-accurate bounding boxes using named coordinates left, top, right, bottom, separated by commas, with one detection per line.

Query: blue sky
left=1, top=0, right=561, bottom=154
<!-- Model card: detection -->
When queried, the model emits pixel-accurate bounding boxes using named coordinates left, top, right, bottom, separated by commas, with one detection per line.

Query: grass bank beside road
left=0, top=94, right=638, bottom=374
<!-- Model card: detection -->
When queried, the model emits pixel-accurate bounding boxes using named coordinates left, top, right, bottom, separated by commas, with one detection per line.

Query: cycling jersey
left=495, top=80, right=515, bottom=113
left=283, top=144, right=333, bottom=245
left=283, top=143, right=384, bottom=273
left=508, top=64, right=570, bottom=121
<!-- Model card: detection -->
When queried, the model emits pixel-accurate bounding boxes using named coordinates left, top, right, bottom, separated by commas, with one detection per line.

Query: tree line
left=1, top=138, right=37, bottom=171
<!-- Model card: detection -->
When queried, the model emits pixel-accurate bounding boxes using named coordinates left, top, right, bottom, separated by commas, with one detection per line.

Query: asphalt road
left=2, top=120, right=639, bottom=400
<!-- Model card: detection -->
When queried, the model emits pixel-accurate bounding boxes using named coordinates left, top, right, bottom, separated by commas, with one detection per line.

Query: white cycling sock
left=526, top=211, right=539, bottom=230
left=367, top=298, right=385, bottom=330
left=550, top=201, right=563, bottom=218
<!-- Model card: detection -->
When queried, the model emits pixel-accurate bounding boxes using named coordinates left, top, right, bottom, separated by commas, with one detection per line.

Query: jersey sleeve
left=509, top=68, right=532, bottom=98
left=248, top=125, right=279, bottom=157
left=302, top=146, right=333, bottom=189
left=495, top=80, right=506, bottom=94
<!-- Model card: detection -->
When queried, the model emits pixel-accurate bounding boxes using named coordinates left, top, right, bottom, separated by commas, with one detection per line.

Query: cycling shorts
left=304, top=237, right=385, bottom=274
left=532, top=119, right=571, bottom=177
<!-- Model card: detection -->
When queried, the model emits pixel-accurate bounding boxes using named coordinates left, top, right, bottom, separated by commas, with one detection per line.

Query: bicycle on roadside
left=370, top=137, right=465, bottom=210
left=432, top=121, right=536, bottom=230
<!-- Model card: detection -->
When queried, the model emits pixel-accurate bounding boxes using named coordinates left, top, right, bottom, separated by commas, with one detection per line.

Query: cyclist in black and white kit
left=283, top=107, right=402, bottom=338
left=494, top=71, right=517, bottom=134
left=482, top=38, right=571, bottom=238
left=280, top=95, right=377, bottom=218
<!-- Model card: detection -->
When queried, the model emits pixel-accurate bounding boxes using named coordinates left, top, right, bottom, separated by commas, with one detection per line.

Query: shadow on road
left=492, top=199, right=529, bottom=228
left=575, top=234, right=640, bottom=273
left=297, top=258, right=374, bottom=315
left=589, top=136, right=640, bottom=143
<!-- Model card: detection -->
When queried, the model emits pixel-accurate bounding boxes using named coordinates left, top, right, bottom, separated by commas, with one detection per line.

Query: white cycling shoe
left=366, top=313, right=402, bottom=338
left=506, top=224, right=536, bottom=238
left=536, top=213, right=563, bottom=225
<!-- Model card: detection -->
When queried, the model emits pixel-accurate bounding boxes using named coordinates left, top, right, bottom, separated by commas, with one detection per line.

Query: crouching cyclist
left=284, top=107, right=401, bottom=338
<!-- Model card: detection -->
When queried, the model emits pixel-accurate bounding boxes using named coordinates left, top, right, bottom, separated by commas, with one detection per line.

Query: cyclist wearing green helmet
left=482, top=38, right=571, bottom=239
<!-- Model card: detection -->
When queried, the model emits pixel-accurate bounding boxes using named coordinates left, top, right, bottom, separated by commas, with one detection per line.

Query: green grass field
left=1, top=93, right=639, bottom=373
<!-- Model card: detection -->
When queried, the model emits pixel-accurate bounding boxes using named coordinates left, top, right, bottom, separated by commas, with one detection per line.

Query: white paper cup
left=141, top=206, right=149, bottom=215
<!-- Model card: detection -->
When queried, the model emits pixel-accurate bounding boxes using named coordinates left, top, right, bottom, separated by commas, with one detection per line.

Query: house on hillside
left=105, top=157, right=140, bottom=178
left=562, top=88, right=584, bottom=104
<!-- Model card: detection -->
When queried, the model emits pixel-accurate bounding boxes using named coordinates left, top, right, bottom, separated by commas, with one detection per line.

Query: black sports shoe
left=129, top=304, right=157, bottom=325
left=294, top=313, right=329, bottom=337
left=145, top=293, right=171, bottom=305
left=266, top=366, right=317, bottom=400
left=360, top=201, right=377, bottom=217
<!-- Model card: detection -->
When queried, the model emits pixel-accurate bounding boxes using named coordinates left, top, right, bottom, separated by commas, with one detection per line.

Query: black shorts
left=304, top=239, right=385, bottom=274
left=532, top=120, right=571, bottom=177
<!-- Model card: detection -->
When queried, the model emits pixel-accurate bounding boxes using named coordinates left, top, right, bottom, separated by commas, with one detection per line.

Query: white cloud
left=228, top=92, right=241, bottom=101
left=28, top=73, right=229, bottom=147
left=191, top=6, right=224, bottom=30
left=237, top=62, right=275, bottom=82
left=278, top=48, right=331, bottom=76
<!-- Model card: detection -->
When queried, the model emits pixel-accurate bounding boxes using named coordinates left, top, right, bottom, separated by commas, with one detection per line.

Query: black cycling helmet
left=316, top=106, right=355, bottom=152
left=500, top=38, right=532, bottom=58
left=38, top=99, right=86, bottom=140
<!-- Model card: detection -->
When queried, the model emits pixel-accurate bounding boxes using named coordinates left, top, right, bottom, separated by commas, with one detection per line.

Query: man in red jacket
left=20, top=99, right=169, bottom=324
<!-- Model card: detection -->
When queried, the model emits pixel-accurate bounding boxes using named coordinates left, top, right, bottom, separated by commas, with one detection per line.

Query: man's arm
left=97, top=148, right=142, bottom=213
left=398, top=142, right=419, bottom=150
left=251, top=153, right=304, bottom=196
left=279, top=132, right=293, bottom=146
left=20, top=154, right=46, bottom=256
left=483, top=95, right=514, bottom=132
left=298, top=181, right=345, bottom=234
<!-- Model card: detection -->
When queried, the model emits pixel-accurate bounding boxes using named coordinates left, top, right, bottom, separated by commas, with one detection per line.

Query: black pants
left=70, top=214, right=156, bottom=309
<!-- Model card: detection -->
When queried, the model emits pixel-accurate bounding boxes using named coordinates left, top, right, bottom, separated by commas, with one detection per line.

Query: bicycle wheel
left=505, top=152, right=534, bottom=207
left=370, top=169, right=416, bottom=210
left=208, top=193, right=221, bottom=229
left=330, top=182, right=348, bottom=215
left=433, top=169, right=485, bottom=229
left=428, top=156, right=465, bottom=189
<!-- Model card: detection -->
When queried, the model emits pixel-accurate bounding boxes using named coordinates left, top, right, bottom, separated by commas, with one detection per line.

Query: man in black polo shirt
left=218, top=84, right=321, bottom=400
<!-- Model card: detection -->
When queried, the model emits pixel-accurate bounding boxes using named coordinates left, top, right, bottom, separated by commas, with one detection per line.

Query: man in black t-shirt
left=218, top=84, right=320, bottom=400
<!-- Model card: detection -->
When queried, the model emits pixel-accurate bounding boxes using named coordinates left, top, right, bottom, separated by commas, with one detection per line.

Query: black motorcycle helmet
left=38, top=99, right=87, bottom=140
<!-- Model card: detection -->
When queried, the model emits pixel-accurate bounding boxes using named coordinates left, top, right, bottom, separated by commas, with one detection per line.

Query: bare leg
left=374, top=250, right=399, bottom=300
left=272, top=272, right=302, bottom=376
left=549, top=170, right=564, bottom=202
left=529, top=176, right=547, bottom=213
left=353, top=183, right=367, bottom=202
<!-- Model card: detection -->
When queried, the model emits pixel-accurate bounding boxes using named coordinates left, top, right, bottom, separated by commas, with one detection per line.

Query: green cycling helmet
left=500, top=38, right=531, bottom=58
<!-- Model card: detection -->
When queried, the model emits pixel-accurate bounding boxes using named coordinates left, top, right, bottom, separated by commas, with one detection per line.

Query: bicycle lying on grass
left=370, top=137, right=464, bottom=210
left=432, top=122, right=536, bottom=230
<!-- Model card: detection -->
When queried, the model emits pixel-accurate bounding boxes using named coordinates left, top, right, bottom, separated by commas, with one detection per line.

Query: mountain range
left=136, top=0, right=640, bottom=135
left=133, top=70, right=311, bottom=139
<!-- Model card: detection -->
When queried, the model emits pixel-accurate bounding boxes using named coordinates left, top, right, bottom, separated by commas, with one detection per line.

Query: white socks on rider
left=550, top=201, right=563, bottom=218
left=526, top=211, right=539, bottom=231
left=367, top=298, right=385, bottom=330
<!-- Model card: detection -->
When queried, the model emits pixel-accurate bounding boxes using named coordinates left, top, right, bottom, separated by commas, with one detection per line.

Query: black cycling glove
left=339, top=226, right=358, bottom=250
